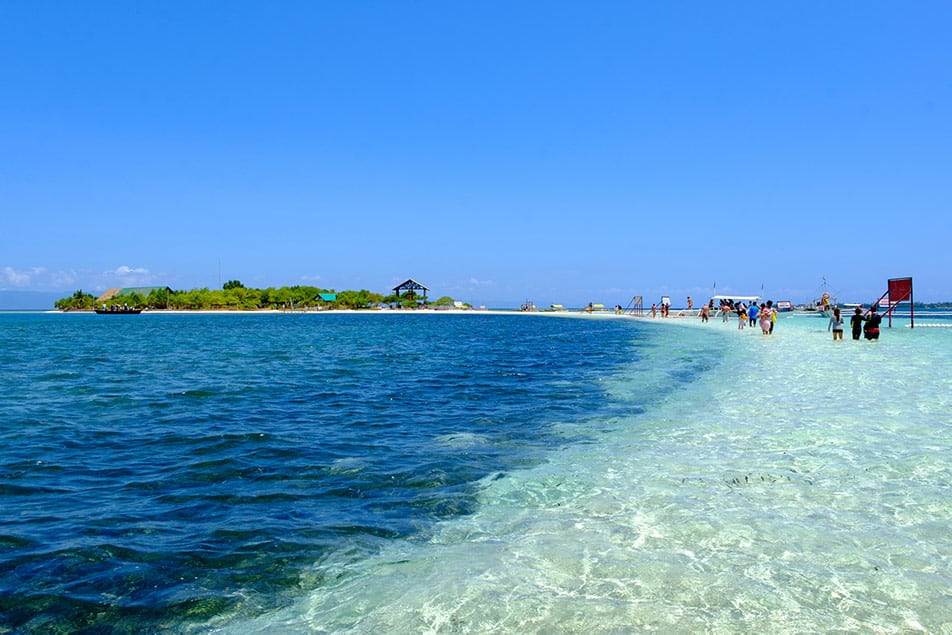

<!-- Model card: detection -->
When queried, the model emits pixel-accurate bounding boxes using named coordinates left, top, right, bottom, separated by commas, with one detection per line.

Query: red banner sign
left=887, top=277, right=913, bottom=304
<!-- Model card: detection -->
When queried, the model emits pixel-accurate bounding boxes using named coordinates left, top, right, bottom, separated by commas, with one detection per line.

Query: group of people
left=649, top=301, right=672, bottom=318
left=702, top=298, right=778, bottom=335
left=828, top=306, right=882, bottom=341
left=647, top=293, right=887, bottom=343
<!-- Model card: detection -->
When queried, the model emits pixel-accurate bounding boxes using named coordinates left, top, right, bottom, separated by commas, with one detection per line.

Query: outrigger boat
left=810, top=277, right=837, bottom=317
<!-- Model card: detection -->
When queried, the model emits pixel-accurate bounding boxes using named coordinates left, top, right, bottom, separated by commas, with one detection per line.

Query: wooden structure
left=392, top=278, right=429, bottom=301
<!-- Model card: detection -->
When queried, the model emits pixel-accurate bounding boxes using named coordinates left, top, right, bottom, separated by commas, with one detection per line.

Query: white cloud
left=1, top=266, right=33, bottom=287
left=468, top=277, right=494, bottom=286
left=113, top=265, right=150, bottom=276
left=1, top=264, right=163, bottom=292
left=103, top=265, right=156, bottom=286
left=300, top=274, right=322, bottom=282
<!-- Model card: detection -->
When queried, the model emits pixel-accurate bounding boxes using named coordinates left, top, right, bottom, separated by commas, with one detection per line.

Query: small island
left=54, top=278, right=470, bottom=312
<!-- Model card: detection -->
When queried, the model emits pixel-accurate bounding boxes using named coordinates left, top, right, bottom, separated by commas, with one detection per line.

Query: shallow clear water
left=0, top=313, right=714, bottom=632
left=1, top=312, right=950, bottom=632
left=235, top=312, right=952, bottom=633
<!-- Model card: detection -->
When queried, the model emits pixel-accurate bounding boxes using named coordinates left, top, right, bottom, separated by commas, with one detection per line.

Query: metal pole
left=911, top=283, right=915, bottom=329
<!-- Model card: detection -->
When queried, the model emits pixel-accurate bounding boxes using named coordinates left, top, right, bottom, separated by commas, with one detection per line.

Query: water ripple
left=0, top=313, right=669, bottom=632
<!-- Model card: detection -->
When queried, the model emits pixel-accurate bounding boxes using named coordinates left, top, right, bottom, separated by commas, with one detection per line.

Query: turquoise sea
left=1, top=311, right=950, bottom=632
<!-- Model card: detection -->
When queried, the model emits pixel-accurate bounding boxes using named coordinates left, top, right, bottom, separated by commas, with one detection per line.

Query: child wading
left=828, top=307, right=844, bottom=341
left=738, top=305, right=747, bottom=330
left=850, top=306, right=865, bottom=340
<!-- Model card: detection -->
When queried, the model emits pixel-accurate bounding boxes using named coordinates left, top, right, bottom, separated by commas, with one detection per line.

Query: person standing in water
left=738, top=305, right=747, bottom=330
left=767, top=300, right=777, bottom=334
left=828, top=307, right=844, bottom=341
left=759, top=303, right=771, bottom=335
left=748, top=302, right=759, bottom=327
left=865, top=307, right=882, bottom=340
left=850, top=306, right=865, bottom=340
left=687, top=296, right=693, bottom=311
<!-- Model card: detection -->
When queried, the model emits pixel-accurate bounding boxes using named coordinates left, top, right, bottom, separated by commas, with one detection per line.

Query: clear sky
left=2, top=2, right=950, bottom=307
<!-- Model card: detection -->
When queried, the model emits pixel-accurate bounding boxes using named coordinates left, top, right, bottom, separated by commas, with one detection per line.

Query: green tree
left=56, top=282, right=407, bottom=311
left=229, top=287, right=260, bottom=309
left=336, top=289, right=383, bottom=309
left=271, top=287, right=291, bottom=307
left=146, top=287, right=170, bottom=309
left=54, top=289, right=97, bottom=311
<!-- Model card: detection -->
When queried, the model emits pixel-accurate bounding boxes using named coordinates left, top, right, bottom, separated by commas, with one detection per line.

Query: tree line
left=54, top=282, right=460, bottom=311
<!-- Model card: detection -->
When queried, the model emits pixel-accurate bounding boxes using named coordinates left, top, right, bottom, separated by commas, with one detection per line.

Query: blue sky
left=2, top=2, right=950, bottom=307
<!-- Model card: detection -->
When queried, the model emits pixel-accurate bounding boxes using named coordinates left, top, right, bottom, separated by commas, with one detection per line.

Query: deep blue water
left=0, top=313, right=719, bottom=632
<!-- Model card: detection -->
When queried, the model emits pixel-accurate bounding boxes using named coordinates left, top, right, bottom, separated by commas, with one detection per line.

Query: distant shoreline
left=47, top=308, right=627, bottom=317
left=43, top=308, right=694, bottom=321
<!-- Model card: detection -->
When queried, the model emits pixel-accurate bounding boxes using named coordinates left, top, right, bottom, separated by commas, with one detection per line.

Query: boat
left=95, top=307, right=143, bottom=315
left=776, top=300, right=794, bottom=312
left=814, top=292, right=834, bottom=317
left=812, top=278, right=837, bottom=317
